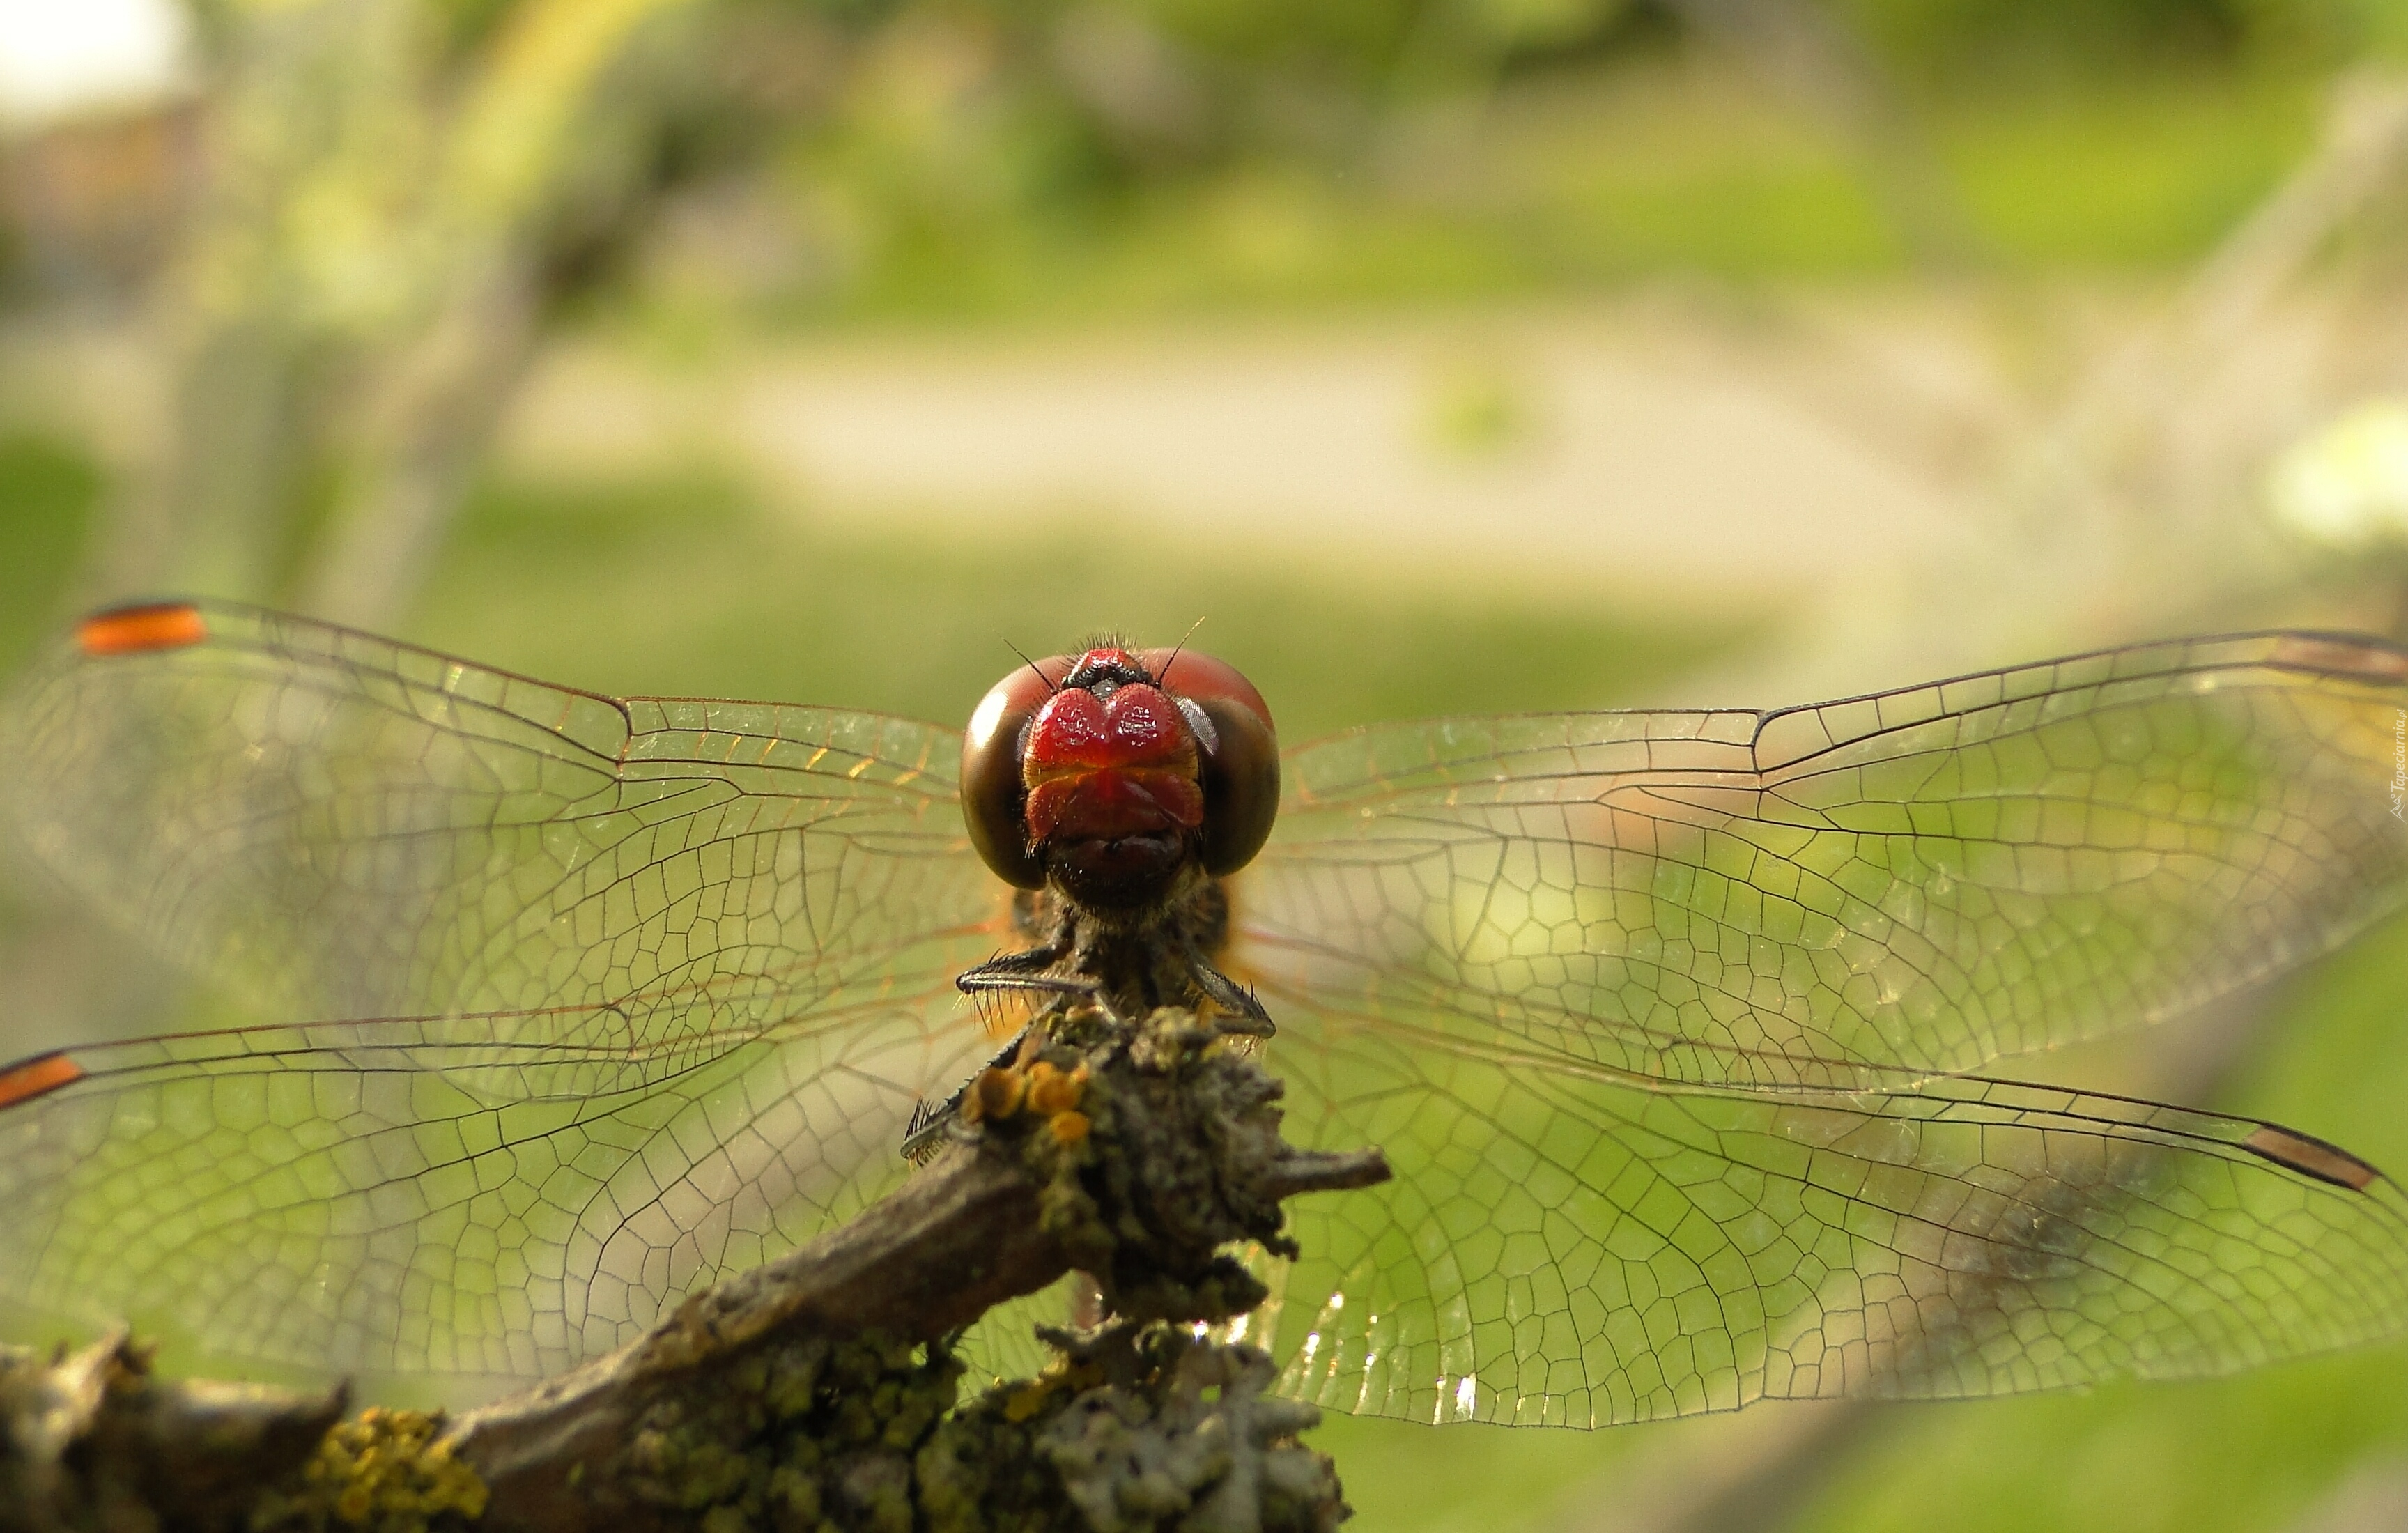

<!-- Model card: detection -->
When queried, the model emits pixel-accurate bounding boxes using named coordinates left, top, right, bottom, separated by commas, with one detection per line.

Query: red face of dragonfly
left=5, top=600, right=2408, bottom=1428
left=959, top=646, right=1278, bottom=911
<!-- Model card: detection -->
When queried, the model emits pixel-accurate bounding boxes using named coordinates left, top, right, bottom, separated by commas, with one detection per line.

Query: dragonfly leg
left=901, top=1027, right=1037, bottom=1162
left=1184, top=942, right=1274, bottom=1038
left=957, top=942, right=1128, bottom=1029
left=959, top=942, right=1062, bottom=1007
left=955, top=939, right=1068, bottom=992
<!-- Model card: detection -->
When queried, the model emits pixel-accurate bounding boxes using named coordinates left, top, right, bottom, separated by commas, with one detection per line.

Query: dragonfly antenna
left=1159, top=616, right=1206, bottom=686
left=1003, top=638, right=1056, bottom=693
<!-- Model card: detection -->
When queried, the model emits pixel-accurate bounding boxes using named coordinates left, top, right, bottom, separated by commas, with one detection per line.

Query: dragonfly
left=3, top=600, right=2407, bottom=1429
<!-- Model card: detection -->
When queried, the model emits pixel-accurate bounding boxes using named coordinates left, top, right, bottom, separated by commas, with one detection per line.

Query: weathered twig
left=0, top=1332, right=346, bottom=1533
left=440, top=1001, right=1388, bottom=1531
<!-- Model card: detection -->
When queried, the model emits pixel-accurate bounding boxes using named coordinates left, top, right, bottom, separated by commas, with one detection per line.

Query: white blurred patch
left=2268, top=397, right=2408, bottom=550
left=0, top=0, right=190, bottom=131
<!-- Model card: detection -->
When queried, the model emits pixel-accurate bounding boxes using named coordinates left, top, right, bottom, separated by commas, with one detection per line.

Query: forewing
left=3, top=601, right=989, bottom=1026
left=0, top=602, right=1005, bottom=1386
left=1243, top=633, right=2408, bottom=1089
left=1251, top=1014, right=2408, bottom=1426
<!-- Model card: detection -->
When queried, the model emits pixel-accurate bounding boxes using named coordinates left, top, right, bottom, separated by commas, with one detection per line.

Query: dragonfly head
left=962, top=643, right=1278, bottom=910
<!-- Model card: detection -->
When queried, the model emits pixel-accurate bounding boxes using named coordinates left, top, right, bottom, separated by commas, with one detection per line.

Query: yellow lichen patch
left=1001, top=1382, right=1053, bottom=1425
left=1024, top=1062, right=1088, bottom=1118
left=967, top=1065, right=1027, bottom=1126
left=998, top=1360, right=1106, bottom=1424
left=1020, top=1062, right=1061, bottom=1112
left=1048, top=1111, right=1092, bottom=1146
left=252, top=1405, right=488, bottom=1532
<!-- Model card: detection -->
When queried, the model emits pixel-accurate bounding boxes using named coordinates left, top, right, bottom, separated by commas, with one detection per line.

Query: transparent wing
left=955, top=1278, right=1082, bottom=1389
left=1249, top=1017, right=2408, bottom=1427
left=1237, top=631, right=2408, bottom=1424
left=1243, top=633, right=2408, bottom=1091
left=0, top=602, right=1005, bottom=1387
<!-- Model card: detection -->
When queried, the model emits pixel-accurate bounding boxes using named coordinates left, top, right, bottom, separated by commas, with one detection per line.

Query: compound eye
left=1136, top=649, right=1279, bottom=877
left=960, top=661, right=1063, bottom=888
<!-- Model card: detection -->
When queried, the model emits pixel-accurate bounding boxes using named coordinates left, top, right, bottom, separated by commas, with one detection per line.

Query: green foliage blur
left=571, top=0, right=2393, bottom=324
left=6, top=0, right=2393, bottom=629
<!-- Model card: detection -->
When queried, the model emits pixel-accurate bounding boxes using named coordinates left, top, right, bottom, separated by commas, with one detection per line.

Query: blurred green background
left=9, top=0, right=2408, bottom=1529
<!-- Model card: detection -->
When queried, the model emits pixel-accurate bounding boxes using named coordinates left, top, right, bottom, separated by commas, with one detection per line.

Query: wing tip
left=0, top=1050, right=84, bottom=1108
left=2243, top=1124, right=2382, bottom=1191
left=77, top=601, right=210, bottom=657
left=2269, top=634, right=2408, bottom=685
